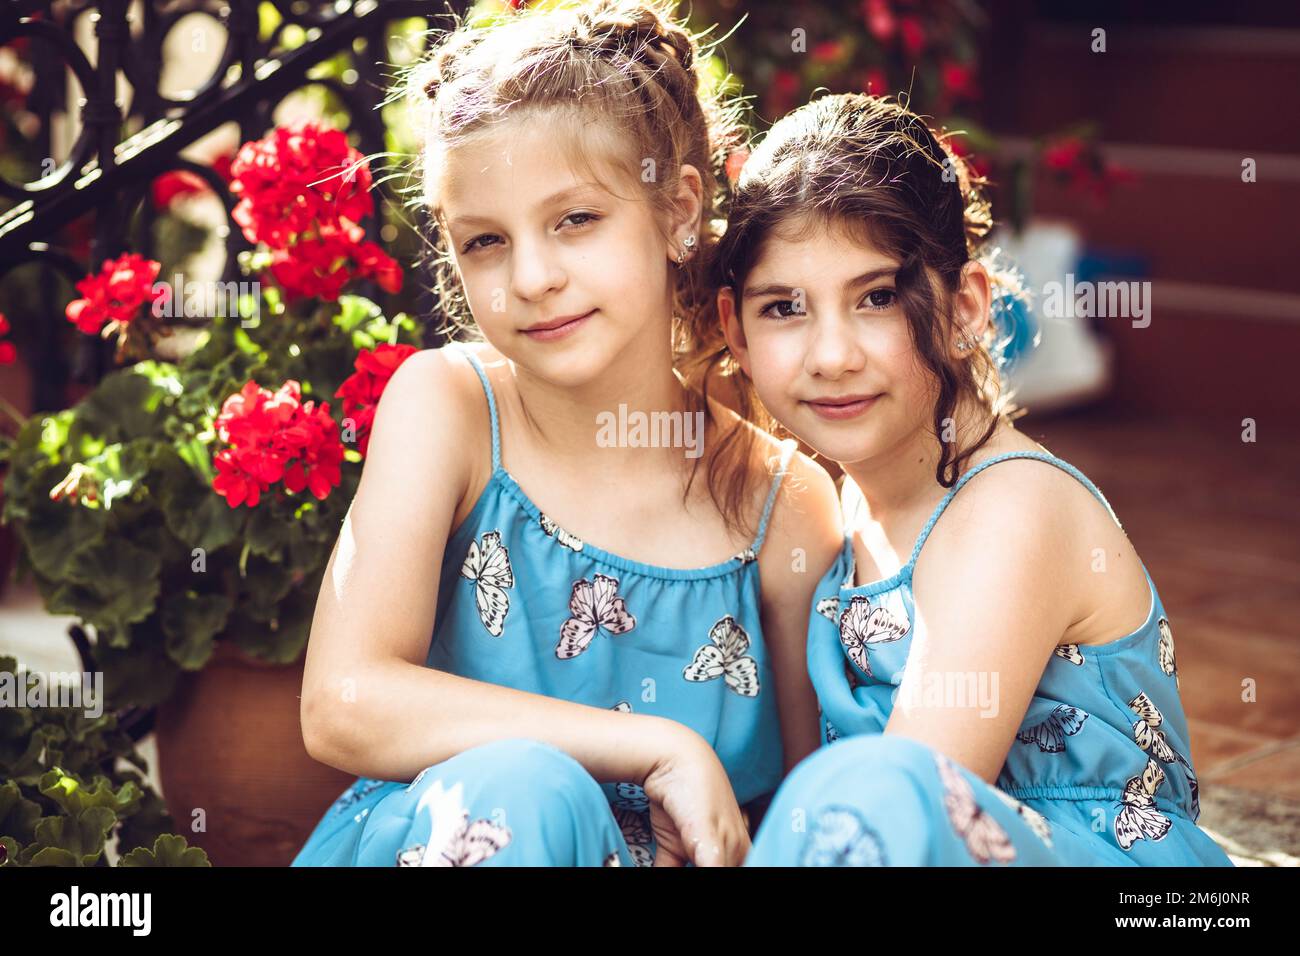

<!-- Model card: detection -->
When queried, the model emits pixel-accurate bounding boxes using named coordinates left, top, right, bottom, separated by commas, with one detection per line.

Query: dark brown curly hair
left=710, top=92, right=1027, bottom=487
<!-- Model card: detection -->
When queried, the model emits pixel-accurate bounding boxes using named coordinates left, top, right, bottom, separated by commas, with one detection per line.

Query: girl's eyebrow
left=742, top=267, right=897, bottom=299
left=447, top=183, right=606, bottom=230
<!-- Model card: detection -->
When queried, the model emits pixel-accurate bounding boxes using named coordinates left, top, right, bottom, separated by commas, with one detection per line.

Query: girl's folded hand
left=640, top=725, right=751, bottom=867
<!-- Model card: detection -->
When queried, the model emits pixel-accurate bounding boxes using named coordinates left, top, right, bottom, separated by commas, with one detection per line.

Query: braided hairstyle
left=401, top=0, right=765, bottom=540
left=712, top=92, right=1028, bottom=488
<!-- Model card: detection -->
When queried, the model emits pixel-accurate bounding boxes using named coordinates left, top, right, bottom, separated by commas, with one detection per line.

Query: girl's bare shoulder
left=703, top=398, right=843, bottom=566
left=365, top=343, right=496, bottom=519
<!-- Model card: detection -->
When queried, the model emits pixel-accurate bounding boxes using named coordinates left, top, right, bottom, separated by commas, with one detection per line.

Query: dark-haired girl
left=715, top=92, right=1231, bottom=866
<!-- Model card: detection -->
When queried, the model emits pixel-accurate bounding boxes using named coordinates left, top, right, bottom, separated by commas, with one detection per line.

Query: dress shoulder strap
left=457, top=345, right=502, bottom=472
left=750, top=438, right=800, bottom=555
left=905, top=450, right=1123, bottom=571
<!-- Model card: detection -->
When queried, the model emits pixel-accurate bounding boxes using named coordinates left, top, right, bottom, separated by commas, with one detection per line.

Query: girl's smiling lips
left=803, top=393, right=882, bottom=421
left=521, top=309, right=596, bottom=341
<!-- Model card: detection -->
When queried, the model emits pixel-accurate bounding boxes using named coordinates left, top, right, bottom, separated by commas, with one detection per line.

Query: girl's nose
left=509, top=237, right=567, bottom=303
left=803, top=310, right=867, bottom=380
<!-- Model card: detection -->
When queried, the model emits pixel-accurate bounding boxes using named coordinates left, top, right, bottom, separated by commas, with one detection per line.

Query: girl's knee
left=789, top=733, right=941, bottom=790
left=752, top=736, right=958, bottom=866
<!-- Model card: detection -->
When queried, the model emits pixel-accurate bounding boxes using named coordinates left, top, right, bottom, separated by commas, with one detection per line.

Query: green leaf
left=333, top=295, right=382, bottom=334
left=119, top=833, right=210, bottom=867
left=286, top=520, right=333, bottom=573
left=16, top=492, right=109, bottom=581
left=156, top=445, right=243, bottom=552
left=230, top=568, right=318, bottom=663
left=26, top=844, right=80, bottom=866
left=62, top=538, right=162, bottom=634
left=239, top=555, right=294, bottom=620
left=161, top=591, right=232, bottom=670
left=246, top=501, right=291, bottom=559
left=95, top=639, right=180, bottom=711
left=0, top=780, right=42, bottom=845
left=29, top=805, right=116, bottom=866
left=70, top=362, right=182, bottom=445
left=38, top=769, right=141, bottom=819
left=113, top=784, right=176, bottom=857
left=233, top=324, right=264, bottom=358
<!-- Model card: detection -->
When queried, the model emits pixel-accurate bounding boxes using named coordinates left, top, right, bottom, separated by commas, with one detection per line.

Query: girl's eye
left=561, top=212, right=599, bottom=229
left=757, top=299, right=806, bottom=320
left=461, top=234, right=500, bottom=254
left=861, top=288, right=897, bottom=311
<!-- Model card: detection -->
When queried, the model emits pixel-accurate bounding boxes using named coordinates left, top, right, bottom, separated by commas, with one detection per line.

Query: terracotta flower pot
left=154, top=640, right=353, bottom=866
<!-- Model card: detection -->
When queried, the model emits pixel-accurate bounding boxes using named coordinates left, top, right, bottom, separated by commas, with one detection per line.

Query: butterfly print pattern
left=1016, top=704, right=1089, bottom=753
left=615, top=808, right=656, bottom=867
left=608, top=702, right=650, bottom=812
left=824, top=717, right=841, bottom=744
left=556, top=573, right=636, bottom=660
left=801, top=806, right=887, bottom=866
left=683, top=615, right=761, bottom=697
left=838, top=595, right=910, bottom=679
left=1053, top=643, right=1085, bottom=666
left=936, top=752, right=1016, bottom=865
left=395, top=781, right=511, bottom=867
left=1128, top=691, right=1199, bottom=820
left=1114, top=758, right=1173, bottom=851
left=331, top=778, right=388, bottom=816
left=815, top=596, right=840, bottom=621
left=460, top=530, right=514, bottom=637
left=1157, top=617, right=1179, bottom=687
left=539, top=512, right=584, bottom=552
left=992, top=789, right=1053, bottom=848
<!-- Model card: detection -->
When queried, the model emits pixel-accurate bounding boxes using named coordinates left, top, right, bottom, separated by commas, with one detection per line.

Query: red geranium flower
left=354, top=241, right=404, bottom=294
left=861, top=68, right=888, bottom=96
left=211, top=150, right=236, bottom=185
left=899, top=16, right=926, bottom=57
left=1042, top=137, right=1137, bottom=202
left=65, top=253, right=164, bottom=335
left=0, top=311, right=14, bottom=365
left=212, top=379, right=345, bottom=507
left=1043, top=137, right=1086, bottom=172
left=152, top=170, right=207, bottom=210
left=280, top=400, right=345, bottom=499
left=230, top=123, right=374, bottom=251
left=863, top=0, right=896, bottom=43
left=229, top=123, right=402, bottom=300
left=334, top=343, right=419, bottom=456
left=940, top=61, right=979, bottom=102
left=810, top=40, right=845, bottom=65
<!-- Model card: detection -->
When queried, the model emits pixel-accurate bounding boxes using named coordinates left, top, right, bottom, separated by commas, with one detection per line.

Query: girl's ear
left=949, top=260, right=993, bottom=361
left=717, top=287, right=751, bottom=375
left=669, top=164, right=705, bottom=263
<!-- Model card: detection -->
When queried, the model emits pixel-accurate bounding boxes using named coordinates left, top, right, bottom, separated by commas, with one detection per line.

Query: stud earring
left=676, top=233, right=697, bottom=265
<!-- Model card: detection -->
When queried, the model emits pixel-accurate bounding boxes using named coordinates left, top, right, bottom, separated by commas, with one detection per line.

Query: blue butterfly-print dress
left=292, top=344, right=792, bottom=866
left=745, top=451, right=1233, bottom=867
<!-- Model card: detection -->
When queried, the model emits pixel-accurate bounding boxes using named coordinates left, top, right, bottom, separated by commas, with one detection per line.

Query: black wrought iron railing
left=0, top=0, right=466, bottom=412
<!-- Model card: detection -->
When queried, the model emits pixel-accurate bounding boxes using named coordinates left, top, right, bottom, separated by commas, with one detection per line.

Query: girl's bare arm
left=299, top=347, right=691, bottom=784
left=758, top=449, right=844, bottom=776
